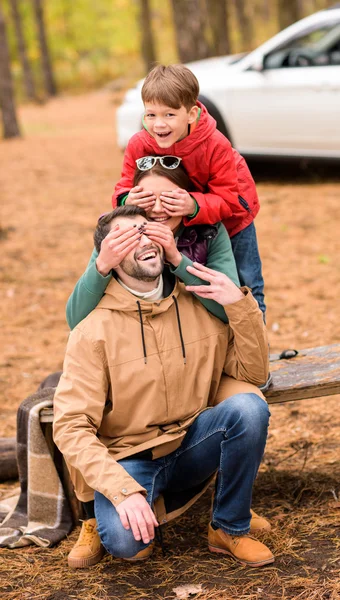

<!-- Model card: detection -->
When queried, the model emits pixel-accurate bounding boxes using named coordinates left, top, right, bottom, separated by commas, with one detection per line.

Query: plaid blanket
left=0, top=387, right=73, bottom=548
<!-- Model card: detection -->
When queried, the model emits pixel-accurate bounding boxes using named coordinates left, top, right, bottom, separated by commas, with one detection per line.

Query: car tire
left=198, top=95, right=232, bottom=142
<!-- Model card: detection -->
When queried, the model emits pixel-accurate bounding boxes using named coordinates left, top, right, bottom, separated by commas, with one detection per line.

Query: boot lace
left=77, top=520, right=97, bottom=547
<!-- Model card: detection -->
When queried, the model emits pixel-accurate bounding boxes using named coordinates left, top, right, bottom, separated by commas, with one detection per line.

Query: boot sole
left=208, top=544, right=275, bottom=567
left=68, top=546, right=105, bottom=569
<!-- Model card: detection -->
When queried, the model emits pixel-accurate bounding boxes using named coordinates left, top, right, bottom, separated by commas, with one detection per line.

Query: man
left=53, top=205, right=273, bottom=569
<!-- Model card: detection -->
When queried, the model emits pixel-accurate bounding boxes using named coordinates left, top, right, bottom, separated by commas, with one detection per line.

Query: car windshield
left=264, top=19, right=340, bottom=68
left=273, top=20, right=340, bottom=53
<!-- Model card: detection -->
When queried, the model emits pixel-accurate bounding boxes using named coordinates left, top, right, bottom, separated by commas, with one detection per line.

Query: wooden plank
left=266, top=343, right=340, bottom=403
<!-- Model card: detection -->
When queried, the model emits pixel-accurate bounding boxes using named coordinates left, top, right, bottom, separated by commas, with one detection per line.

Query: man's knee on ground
left=98, top=519, right=148, bottom=559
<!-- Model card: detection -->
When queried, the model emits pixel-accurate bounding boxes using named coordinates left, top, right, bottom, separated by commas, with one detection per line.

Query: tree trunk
left=32, top=0, right=57, bottom=96
left=9, top=0, right=37, bottom=100
left=0, top=438, right=18, bottom=481
left=139, top=0, right=156, bottom=73
left=171, top=0, right=211, bottom=63
left=277, top=0, right=301, bottom=31
left=234, top=0, right=254, bottom=51
left=208, top=0, right=231, bottom=56
left=0, top=5, right=21, bottom=138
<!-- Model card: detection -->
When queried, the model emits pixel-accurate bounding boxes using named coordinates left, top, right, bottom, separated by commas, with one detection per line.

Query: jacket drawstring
left=136, top=301, right=147, bottom=364
left=172, top=295, right=186, bottom=364
left=136, top=296, right=186, bottom=365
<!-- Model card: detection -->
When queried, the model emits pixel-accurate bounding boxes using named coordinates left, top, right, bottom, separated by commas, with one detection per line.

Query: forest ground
left=0, top=90, right=339, bottom=600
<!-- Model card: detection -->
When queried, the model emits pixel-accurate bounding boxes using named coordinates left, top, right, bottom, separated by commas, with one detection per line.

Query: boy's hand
left=143, top=222, right=182, bottom=266
left=116, top=492, right=159, bottom=544
left=160, top=188, right=196, bottom=217
left=126, top=186, right=155, bottom=210
left=96, top=224, right=142, bottom=276
left=185, top=262, right=244, bottom=306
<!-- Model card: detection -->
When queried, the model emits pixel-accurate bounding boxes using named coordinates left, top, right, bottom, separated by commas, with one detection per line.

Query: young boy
left=113, top=64, right=265, bottom=316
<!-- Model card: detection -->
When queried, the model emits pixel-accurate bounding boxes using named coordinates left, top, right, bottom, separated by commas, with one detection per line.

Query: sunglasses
left=136, top=156, right=182, bottom=171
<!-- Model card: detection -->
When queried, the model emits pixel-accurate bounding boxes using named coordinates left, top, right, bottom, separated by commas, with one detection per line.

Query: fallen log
left=0, top=437, right=18, bottom=481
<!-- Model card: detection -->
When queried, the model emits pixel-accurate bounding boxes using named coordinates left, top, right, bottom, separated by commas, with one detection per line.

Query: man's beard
left=120, top=246, right=164, bottom=282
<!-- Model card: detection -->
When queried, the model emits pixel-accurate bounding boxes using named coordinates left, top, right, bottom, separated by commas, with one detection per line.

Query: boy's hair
left=133, top=160, right=194, bottom=192
left=141, top=64, right=199, bottom=111
left=94, top=205, right=147, bottom=253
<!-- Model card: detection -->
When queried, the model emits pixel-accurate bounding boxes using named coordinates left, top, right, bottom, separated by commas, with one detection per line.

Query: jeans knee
left=98, top=520, right=145, bottom=558
left=222, top=393, right=270, bottom=437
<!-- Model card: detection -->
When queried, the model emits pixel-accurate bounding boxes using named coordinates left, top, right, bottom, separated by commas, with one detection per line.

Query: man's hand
left=185, top=262, right=244, bottom=306
left=143, top=222, right=182, bottom=266
left=160, top=188, right=196, bottom=217
left=115, top=492, right=159, bottom=544
left=126, top=186, right=155, bottom=210
left=96, top=224, right=142, bottom=276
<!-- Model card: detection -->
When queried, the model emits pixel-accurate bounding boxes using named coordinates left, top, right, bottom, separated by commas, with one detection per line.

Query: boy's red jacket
left=113, top=102, right=259, bottom=238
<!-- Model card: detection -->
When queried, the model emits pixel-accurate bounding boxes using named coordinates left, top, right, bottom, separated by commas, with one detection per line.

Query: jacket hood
left=139, top=101, right=217, bottom=158
left=97, top=274, right=186, bottom=364
left=97, top=273, right=178, bottom=315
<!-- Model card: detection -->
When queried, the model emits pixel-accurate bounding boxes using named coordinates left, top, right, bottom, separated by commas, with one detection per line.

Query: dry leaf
left=173, top=583, right=204, bottom=599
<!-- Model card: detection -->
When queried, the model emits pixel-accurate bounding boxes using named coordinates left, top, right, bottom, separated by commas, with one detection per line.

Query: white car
left=117, top=6, right=340, bottom=160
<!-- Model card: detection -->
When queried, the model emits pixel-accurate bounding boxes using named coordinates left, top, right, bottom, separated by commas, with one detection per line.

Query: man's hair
left=133, top=161, right=195, bottom=192
left=141, top=64, right=199, bottom=111
left=94, top=205, right=147, bottom=253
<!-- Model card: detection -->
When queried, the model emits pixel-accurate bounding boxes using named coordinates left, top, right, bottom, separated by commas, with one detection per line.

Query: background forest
left=0, top=0, right=337, bottom=138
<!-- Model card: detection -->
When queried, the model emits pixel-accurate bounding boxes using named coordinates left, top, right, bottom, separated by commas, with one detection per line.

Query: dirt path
left=0, top=91, right=339, bottom=600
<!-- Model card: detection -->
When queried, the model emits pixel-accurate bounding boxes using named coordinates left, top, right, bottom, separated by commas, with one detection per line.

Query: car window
left=264, top=20, right=340, bottom=69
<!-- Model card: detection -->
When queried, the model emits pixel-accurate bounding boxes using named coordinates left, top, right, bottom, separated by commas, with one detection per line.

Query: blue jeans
left=231, top=222, right=266, bottom=317
left=94, top=393, right=270, bottom=559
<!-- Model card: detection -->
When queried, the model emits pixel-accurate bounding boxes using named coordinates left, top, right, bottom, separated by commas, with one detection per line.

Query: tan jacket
left=53, top=275, right=268, bottom=511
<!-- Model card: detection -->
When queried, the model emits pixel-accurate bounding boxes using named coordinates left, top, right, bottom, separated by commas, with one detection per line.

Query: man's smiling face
left=110, top=215, right=164, bottom=282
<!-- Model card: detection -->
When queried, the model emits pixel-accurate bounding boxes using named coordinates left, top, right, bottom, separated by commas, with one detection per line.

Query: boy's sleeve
left=112, top=136, right=140, bottom=207
left=170, top=223, right=240, bottom=323
left=183, top=137, right=242, bottom=226
left=66, top=248, right=112, bottom=330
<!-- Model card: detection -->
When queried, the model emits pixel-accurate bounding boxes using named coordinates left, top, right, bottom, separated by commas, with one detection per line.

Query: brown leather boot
left=124, top=541, right=154, bottom=562
left=250, top=509, right=271, bottom=533
left=68, top=519, right=105, bottom=569
left=208, top=523, right=274, bottom=567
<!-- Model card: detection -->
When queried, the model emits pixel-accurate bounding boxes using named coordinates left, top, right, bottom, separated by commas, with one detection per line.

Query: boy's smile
left=143, top=103, right=198, bottom=148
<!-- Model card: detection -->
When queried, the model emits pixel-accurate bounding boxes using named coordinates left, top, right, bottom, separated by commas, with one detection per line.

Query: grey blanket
left=0, top=387, right=73, bottom=548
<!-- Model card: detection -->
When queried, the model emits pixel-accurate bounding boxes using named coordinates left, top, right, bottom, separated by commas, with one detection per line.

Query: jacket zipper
left=238, top=195, right=252, bottom=213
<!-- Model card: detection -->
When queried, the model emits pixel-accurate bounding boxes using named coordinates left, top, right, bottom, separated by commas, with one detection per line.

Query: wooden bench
left=36, top=343, right=340, bottom=423
left=264, top=343, right=340, bottom=404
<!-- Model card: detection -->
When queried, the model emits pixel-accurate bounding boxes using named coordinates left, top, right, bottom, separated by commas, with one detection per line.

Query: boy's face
left=143, top=103, right=199, bottom=148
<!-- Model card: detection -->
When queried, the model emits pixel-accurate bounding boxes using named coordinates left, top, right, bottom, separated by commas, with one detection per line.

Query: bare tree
left=9, top=0, right=37, bottom=100
left=0, top=4, right=21, bottom=138
left=234, top=0, right=254, bottom=51
left=139, top=0, right=156, bottom=72
left=171, top=0, right=211, bottom=62
left=277, top=0, right=301, bottom=30
left=208, top=0, right=231, bottom=56
left=32, top=0, right=57, bottom=96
